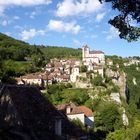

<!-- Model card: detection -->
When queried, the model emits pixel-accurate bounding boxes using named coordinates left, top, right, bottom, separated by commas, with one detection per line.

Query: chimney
left=66, top=105, right=71, bottom=114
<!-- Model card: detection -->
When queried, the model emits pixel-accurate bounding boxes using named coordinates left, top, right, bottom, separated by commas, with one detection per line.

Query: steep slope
left=0, top=33, right=43, bottom=61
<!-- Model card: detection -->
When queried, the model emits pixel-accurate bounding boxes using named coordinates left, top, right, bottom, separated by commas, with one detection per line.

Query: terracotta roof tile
left=57, top=103, right=93, bottom=117
left=77, top=106, right=93, bottom=117
left=90, top=51, right=104, bottom=54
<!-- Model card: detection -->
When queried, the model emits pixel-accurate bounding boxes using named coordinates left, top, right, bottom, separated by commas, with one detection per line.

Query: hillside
left=0, top=33, right=44, bottom=61
left=0, top=33, right=81, bottom=61
left=40, top=46, right=82, bottom=60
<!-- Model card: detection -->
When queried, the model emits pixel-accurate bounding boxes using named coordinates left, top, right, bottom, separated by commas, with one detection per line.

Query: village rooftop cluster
left=17, top=44, right=105, bottom=86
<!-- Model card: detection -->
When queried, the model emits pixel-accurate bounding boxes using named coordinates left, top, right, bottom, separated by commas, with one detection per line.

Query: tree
left=80, top=64, right=87, bottom=72
left=100, top=0, right=140, bottom=42
left=106, top=120, right=140, bottom=140
left=95, top=103, right=123, bottom=132
left=91, top=74, right=103, bottom=86
left=62, top=89, right=89, bottom=105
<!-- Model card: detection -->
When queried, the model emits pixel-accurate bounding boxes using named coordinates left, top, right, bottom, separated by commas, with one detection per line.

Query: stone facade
left=82, top=44, right=105, bottom=65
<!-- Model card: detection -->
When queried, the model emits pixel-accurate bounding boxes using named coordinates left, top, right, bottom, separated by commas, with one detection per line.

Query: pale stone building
left=82, top=44, right=105, bottom=65
left=70, top=66, right=80, bottom=82
left=57, top=103, right=94, bottom=128
left=82, top=44, right=105, bottom=77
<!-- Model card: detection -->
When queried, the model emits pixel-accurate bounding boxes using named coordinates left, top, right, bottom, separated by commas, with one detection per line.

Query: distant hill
left=0, top=33, right=44, bottom=61
left=40, top=46, right=82, bottom=60
left=0, top=33, right=81, bottom=61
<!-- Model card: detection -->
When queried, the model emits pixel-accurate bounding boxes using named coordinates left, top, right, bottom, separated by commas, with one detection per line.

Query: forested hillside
left=40, top=46, right=82, bottom=60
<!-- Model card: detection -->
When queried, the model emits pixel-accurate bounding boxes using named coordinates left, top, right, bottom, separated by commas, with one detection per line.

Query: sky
left=0, top=0, right=140, bottom=57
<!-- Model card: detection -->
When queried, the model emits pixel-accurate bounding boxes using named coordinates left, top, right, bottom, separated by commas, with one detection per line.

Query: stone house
left=70, top=66, right=80, bottom=82
left=57, top=103, right=94, bottom=128
left=16, top=73, right=48, bottom=87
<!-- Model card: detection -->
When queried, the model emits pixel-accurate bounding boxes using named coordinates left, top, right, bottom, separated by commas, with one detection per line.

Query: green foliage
left=62, top=88, right=89, bottom=105
left=100, top=0, right=140, bottom=42
left=47, top=83, right=65, bottom=94
left=91, top=74, right=103, bottom=86
left=40, top=46, right=82, bottom=60
left=0, top=33, right=43, bottom=61
left=106, top=120, right=140, bottom=140
left=104, top=76, right=112, bottom=84
left=124, top=64, right=140, bottom=120
left=111, top=85, right=120, bottom=93
left=45, top=86, right=89, bottom=105
left=95, top=103, right=123, bottom=132
left=106, top=55, right=126, bottom=71
left=85, top=98, right=101, bottom=111
left=80, top=64, right=87, bottom=72
left=110, top=65, right=117, bottom=72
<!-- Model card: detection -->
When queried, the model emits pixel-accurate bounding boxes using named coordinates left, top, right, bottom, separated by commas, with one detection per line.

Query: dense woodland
left=0, top=33, right=140, bottom=139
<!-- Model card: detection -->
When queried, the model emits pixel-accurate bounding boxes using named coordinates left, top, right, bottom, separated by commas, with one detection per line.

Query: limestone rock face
left=133, top=77, right=137, bottom=85
left=106, top=69, right=127, bottom=99
left=110, top=93, right=121, bottom=104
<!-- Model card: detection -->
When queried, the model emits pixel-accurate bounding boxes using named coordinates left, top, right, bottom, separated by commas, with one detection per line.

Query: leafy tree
left=62, top=89, right=89, bottom=105
left=91, top=74, right=103, bottom=86
left=47, top=84, right=61, bottom=94
left=111, top=85, right=120, bottom=93
left=106, top=120, right=140, bottom=140
left=95, top=103, right=123, bottom=132
left=80, top=64, right=87, bottom=72
left=50, top=93, right=63, bottom=105
left=100, top=0, right=140, bottom=42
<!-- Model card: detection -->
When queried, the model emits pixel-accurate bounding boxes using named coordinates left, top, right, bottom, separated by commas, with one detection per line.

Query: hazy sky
left=0, top=0, right=140, bottom=57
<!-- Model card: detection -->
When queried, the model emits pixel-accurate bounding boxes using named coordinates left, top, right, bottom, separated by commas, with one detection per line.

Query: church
left=82, top=44, right=105, bottom=77
left=82, top=44, right=105, bottom=65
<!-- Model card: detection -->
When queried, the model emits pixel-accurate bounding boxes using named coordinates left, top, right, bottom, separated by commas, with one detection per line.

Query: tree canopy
left=100, top=0, right=140, bottom=42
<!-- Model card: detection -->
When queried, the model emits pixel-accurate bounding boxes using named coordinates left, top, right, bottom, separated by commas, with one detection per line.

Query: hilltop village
left=16, top=44, right=105, bottom=87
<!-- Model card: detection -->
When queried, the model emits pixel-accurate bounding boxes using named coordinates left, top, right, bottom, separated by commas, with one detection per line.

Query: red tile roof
left=77, top=106, right=93, bottom=117
left=56, top=103, right=93, bottom=117
left=90, top=51, right=104, bottom=54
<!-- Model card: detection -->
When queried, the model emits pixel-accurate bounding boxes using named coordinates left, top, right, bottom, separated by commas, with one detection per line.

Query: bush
left=91, top=74, right=103, bottom=86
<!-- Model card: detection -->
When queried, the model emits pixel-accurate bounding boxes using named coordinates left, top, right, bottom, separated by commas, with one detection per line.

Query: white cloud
left=14, top=25, right=23, bottom=30
left=1, top=20, right=8, bottom=26
left=29, top=7, right=42, bottom=19
left=106, top=26, right=119, bottom=41
left=0, top=0, right=52, bottom=15
left=4, top=32, right=11, bottom=36
left=13, top=16, right=20, bottom=20
left=30, top=11, right=37, bottom=19
left=48, top=20, right=81, bottom=34
left=56, top=0, right=103, bottom=17
left=91, top=35, right=98, bottom=39
left=0, top=0, right=52, bottom=6
left=73, top=39, right=81, bottom=46
left=0, top=6, right=4, bottom=16
left=96, top=12, right=105, bottom=22
left=20, top=28, right=46, bottom=40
